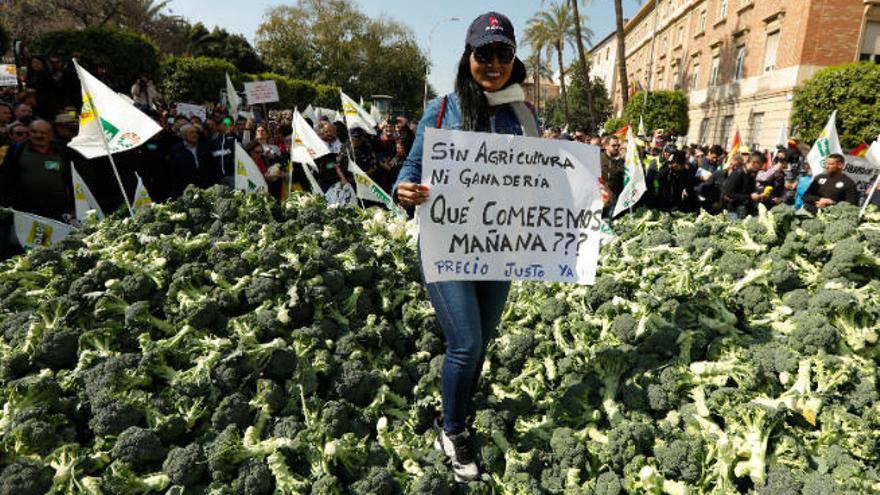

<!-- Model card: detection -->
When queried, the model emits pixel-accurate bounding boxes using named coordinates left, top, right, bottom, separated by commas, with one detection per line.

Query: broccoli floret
left=717, top=251, right=752, bottom=279
left=655, top=437, right=704, bottom=484
left=211, top=392, right=252, bottom=430
left=731, top=404, right=784, bottom=486
left=593, top=470, right=624, bottom=495
left=409, top=468, right=454, bottom=494
left=350, top=466, right=398, bottom=495
left=821, top=236, right=879, bottom=280
left=539, top=297, right=570, bottom=323
left=732, top=285, right=773, bottom=318
left=271, top=415, right=303, bottom=439
left=232, top=459, right=275, bottom=495
left=163, top=443, right=207, bottom=487
left=310, top=475, right=342, bottom=495
left=781, top=289, right=811, bottom=312
left=111, top=426, right=166, bottom=469
left=756, top=466, right=803, bottom=495
left=611, top=313, right=640, bottom=344
left=748, top=342, right=799, bottom=385
left=245, top=276, right=284, bottom=306
left=33, top=327, right=80, bottom=370
left=319, top=400, right=353, bottom=438
left=801, top=472, right=838, bottom=495
left=333, top=360, right=381, bottom=407
left=0, top=461, right=54, bottom=495
left=121, top=273, right=157, bottom=302
left=493, top=331, right=535, bottom=373
left=788, top=311, right=839, bottom=355
left=645, top=366, right=691, bottom=412
left=768, top=258, right=801, bottom=292
left=89, top=394, right=145, bottom=436
left=9, top=417, right=61, bottom=456
left=267, top=348, right=297, bottom=380
left=600, top=420, right=654, bottom=472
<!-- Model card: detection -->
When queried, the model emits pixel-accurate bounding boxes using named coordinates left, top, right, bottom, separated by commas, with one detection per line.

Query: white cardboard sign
left=419, top=128, right=604, bottom=285
left=0, top=64, right=17, bottom=87
left=244, top=80, right=280, bottom=105
left=175, top=102, right=207, bottom=122
left=844, top=155, right=880, bottom=205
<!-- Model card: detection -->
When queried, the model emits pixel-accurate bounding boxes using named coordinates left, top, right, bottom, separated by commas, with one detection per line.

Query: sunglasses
left=473, top=45, right=516, bottom=64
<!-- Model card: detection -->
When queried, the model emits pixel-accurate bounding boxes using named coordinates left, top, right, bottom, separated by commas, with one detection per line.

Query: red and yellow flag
left=614, top=124, right=631, bottom=140
left=850, top=142, right=869, bottom=157
left=723, top=130, right=742, bottom=170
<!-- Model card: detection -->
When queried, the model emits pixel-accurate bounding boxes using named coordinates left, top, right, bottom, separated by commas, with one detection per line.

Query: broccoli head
left=655, top=437, right=704, bottom=484
left=111, top=426, right=166, bottom=469
left=0, top=461, right=54, bottom=495
left=788, top=311, right=839, bottom=355
left=350, top=466, right=398, bottom=495
left=163, top=443, right=207, bottom=487
left=600, top=420, right=654, bottom=472
left=232, top=459, right=275, bottom=495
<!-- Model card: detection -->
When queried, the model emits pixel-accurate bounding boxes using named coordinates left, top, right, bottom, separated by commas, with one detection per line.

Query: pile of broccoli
left=1, top=186, right=879, bottom=494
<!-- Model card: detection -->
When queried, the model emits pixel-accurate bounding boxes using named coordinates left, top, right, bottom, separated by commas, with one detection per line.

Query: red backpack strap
left=435, top=95, right=448, bottom=129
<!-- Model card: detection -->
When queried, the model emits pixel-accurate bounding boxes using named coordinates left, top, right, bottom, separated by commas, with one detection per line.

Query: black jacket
left=802, top=173, right=858, bottom=213
left=722, top=168, right=757, bottom=214
left=166, top=141, right=221, bottom=198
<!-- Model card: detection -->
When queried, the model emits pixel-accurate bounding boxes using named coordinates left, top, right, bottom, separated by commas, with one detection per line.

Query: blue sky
left=168, top=0, right=643, bottom=95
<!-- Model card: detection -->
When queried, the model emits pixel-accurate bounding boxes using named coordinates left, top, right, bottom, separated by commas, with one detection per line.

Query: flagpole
left=860, top=173, right=880, bottom=219
left=76, top=62, right=134, bottom=217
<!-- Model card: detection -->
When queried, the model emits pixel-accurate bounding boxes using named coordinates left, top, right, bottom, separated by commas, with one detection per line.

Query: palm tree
left=524, top=52, right=553, bottom=113
left=615, top=0, right=631, bottom=108
left=569, top=0, right=596, bottom=130
left=525, top=2, right=590, bottom=125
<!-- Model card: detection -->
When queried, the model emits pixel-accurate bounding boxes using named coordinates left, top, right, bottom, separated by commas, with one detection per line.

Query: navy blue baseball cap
left=466, top=12, right=516, bottom=48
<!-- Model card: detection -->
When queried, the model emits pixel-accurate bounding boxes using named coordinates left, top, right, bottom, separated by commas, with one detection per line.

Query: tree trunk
left=614, top=0, right=630, bottom=110
left=534, top=70, right=541, bottom=114
left=570, top=0, right=595, bottom=130
left=556, top=42, right=570, bottom=124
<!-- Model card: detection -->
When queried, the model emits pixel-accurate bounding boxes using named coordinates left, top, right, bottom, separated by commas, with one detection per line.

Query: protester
left=166, top=123, right=220, bottom=198
left=722, top=152, right=763, bottom=218
left=0, top=119, right=72, bottom=220
left=6, top=122, right=29, bottom=145
left=318, top=121, right=343, bottom=154
left=14, top=103, right=34, bottom=124
left=801, top=153, right=858, bottom=212
left=392, top=11, right=542, bottom=482
left=131, top=75, right=162, bottom=110
left=652, top=149, right=699, bottom=212
left=600, top=136, right=625, bottom=202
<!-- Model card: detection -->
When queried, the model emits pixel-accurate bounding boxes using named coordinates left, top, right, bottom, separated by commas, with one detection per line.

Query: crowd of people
left=0, top=55, right=878, bottom=261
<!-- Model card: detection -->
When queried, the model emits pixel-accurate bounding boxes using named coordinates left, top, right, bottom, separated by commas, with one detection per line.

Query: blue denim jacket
left=393, top=93, right=534, bottom=194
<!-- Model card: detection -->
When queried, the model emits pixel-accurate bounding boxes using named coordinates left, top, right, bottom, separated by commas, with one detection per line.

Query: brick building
left=598, top=0, right=880, bottom=149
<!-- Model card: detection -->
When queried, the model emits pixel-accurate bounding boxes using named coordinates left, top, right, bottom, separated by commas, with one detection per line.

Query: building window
left=677, top=25, right=685, bottom=44
left=661, top=36, right=667, bottom=53
left=690, top=62, right=700, bottom=90
left=698, top=10, right=707, bottom=32
left=763, top=31, right=780, bottom=73
left=606, top=47, right=611, bottom=61
left=710, top=55, right=721, bottom=86
left=699, top=118, right=711, bottom=144
left=720, top=116, right=734, bottom=147
left=860, top=21, right=880, bottom=63
left=719, top=0, right=728, bottom=19
left=750, top=113, right=764, bottom=147
left=733, top=45, right=746, bottom=81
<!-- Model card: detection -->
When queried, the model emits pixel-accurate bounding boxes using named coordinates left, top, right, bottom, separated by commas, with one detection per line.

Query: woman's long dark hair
left=454, top=45, right=527, bottom=132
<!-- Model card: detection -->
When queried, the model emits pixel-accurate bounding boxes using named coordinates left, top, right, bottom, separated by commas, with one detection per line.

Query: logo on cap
left=486, top=15, right=503, bottom=32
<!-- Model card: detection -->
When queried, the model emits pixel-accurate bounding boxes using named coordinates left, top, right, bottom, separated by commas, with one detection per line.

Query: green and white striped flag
left=806, top=111, right=842, bottom=176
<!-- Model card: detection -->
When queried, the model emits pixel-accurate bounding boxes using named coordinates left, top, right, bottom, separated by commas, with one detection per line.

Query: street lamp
left=424, top=16, right=461, bottom=110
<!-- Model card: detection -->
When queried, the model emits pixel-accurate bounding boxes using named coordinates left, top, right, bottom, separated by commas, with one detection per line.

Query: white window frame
left=710, top=55, right=721, bottom=87
left=750, top=113, right=764, bottom=147
left=763, top=30, right=780, bottom=73
left=719, top=0, right=729, bottom=19
left=860, top=21, right=880, bottom=63
left=733, top=45, right=746, bottom=81
left=690, top=61, right=700, bottom=91
left=698, top=10, right=707, bottom=32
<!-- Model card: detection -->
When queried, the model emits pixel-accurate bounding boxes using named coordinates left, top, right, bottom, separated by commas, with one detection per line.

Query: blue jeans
left=426, top=279, right=510, bottom=434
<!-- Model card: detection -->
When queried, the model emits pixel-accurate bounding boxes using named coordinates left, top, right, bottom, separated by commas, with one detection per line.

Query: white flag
left=12, top=210, right=76, bottom=251
left=348, top=159, right=406, bottom=217
left=806, top=111, right=843, bottom=176
left=132, top=174, right=154, bottom=214
left=370, top=104, right=382, bottom=126
left=303, top=104, right=317, bottom=123
left=68, top=60, right=162, bottom=159
left=341, top=91, right=377, bottom=134
left=775, top=122, right=789, bottom=148
left=234, top=142, right=269, bottom=194
left=292, top=110, right=330, bottom=161
left=638, top=116, right=646, bottom=136
left=866, top=138, right=880, bottom=168
left=613, top=127, right=647, bottom=217
left=71, top=164, right=104, bottom=220
left=226, top=73, right=241, bottom=117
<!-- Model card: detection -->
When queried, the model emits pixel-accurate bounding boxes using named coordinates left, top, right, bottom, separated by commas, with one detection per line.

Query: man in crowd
left=319, top=121, right=342, bottom=154
left=600, top=136, right=625, bottom=200
left=0, top=119, right=72, bottom=220
left=652, top=149, right=699, bottom=212
left=167, top=123, right=220, bottom=198
left=801, top=153, right=857, bottom=212
left=14, top=103, right=33, bottom=125
left=721, top=152, right=763, bottom=218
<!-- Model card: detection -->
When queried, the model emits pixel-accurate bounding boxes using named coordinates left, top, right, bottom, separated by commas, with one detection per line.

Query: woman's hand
left=397, top=182, right=430, bottom=206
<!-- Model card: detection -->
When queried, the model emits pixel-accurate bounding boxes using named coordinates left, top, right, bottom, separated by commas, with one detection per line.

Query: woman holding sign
left=393, top=12, right=539, bottom=482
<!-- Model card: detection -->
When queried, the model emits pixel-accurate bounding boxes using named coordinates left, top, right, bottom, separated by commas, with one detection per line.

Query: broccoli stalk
left=731, top=404, right=782, bottom=486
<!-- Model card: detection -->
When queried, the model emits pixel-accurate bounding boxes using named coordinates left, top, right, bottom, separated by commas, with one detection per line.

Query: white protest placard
left=325, top=182, right=357, bottom=206
left=419, top=128, right=604, bottom=285
left=0, top=64, right=17, bottom=87
left=244, top=80, right=279, bottom=105
left=176, top=103, right=206, bottom=122
left=844, top=155, right=880, bottom=205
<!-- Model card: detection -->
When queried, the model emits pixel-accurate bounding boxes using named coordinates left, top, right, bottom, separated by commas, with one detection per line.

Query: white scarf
left=484, top=84, right=525, bottom=107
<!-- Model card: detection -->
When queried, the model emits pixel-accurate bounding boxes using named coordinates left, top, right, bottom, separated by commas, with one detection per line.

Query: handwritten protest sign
left=244, top=80, right=279, bottom=105
left=419, top=128, right=603, bottom=285
left=0, top=65, right=17, bottom=87
left=176, top=103, right=206, bottom=122
left=844, top=156, right=880, bottom=205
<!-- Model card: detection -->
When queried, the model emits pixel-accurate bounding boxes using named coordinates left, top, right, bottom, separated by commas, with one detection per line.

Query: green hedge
left=159, top=56, right=242, bottom=105
left=159, top=57, right=339, bottom=110
left=624, top=90, right=690, bottom=136
left=603, top=117, right=629, bottom=135
left=792, top=62, right=880, bottom=149
left=30, top=28, right=159, bottom=93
